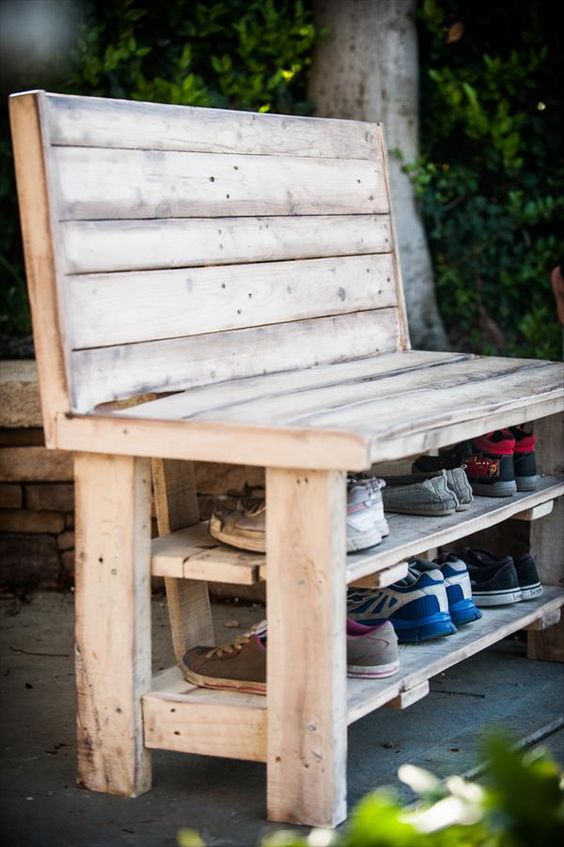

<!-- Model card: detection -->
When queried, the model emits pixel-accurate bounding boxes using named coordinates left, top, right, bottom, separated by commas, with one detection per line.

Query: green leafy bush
left=410, top=0, right=564, bottom=358
left=178, top=737, right=564, bottom=847
left=0, top=0, right=319, bottom=347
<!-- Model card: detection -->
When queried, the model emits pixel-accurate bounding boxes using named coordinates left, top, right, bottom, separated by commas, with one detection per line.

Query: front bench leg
left=74, top=453, right=152, bottom=795
left=266, top=468, right=347, bottom=827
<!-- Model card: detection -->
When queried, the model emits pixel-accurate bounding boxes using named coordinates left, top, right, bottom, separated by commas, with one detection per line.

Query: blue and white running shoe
left=409, top=555, right=482, bottom=626
left=347, top=568, right=456, bottom=642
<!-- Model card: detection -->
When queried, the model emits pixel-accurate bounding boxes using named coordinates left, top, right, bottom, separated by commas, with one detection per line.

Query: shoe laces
left=214, top=483, right=266, bottom=516
left=205, top=619, right=267, bottom=659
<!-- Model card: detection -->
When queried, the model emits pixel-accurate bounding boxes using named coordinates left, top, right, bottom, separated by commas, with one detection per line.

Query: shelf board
left=346, top=586, right=564, bottom=725
left=142, top=588, right=563, bottom=761
left=152, top=476, right=563, bottom=585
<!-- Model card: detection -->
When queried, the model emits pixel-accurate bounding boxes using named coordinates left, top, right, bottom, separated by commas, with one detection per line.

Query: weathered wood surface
left=266, top=468, right=347, bottom=827
left=68, top=254, right=396, bottom=349
left=74, top=453, right=152, bottom=795
left=53, top=147, right=388, bottom=220
left=143, top=666, right=266, bottom=761
left=47, top=92, right=381, bottom=159
left=513, top=500, right=554, bottom=521
left=70, top=309, right=401, bottom=412
left=62, top=215, right=391, bottom=274
left=386, top=680, right=429, bottom=710
left=347, top=586, right=564, bottom=725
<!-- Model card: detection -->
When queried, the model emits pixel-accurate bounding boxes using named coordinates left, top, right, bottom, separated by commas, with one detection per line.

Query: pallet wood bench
left=10, top=90, right=564, bottom=828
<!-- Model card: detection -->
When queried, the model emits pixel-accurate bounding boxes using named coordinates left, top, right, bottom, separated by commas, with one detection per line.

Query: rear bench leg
left=266, top=468, right=347, bottom=827
left=74, top=453, right=152, bottom=795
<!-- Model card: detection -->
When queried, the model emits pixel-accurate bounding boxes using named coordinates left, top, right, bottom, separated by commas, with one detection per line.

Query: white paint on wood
left=46, top=91, right=381, bottom=159
left=70, top=309, right=401, bottom=412
left=53, top=146, right=389, bottom=221
left=74, top=452, right=152, bottom=795
left=68, top=254, right=397, bottom=348
left=266, top=468, right=347, bottom=827
left=61, top=215, right=392, bottom=274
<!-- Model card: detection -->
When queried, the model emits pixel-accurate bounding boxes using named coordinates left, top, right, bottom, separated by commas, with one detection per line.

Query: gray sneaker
left=379, top=470, right=459, bottom=516
left=412, top=454, right=473, bottom=510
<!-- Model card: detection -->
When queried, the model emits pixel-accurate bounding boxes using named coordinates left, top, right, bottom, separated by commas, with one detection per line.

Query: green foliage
left=0, top=0, right=319, bottom=344
left=184, top=737, right=564, bottom=847
left=410, top=0, right=564, bottom=358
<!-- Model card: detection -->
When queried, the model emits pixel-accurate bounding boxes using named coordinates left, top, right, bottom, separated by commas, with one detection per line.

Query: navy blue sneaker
left=458, top=548, right=522, bottom=606
left=513, top=553, right=543, bottom=600
left=347, top=568, right=457, bottom=642
left=411, top=555, right=482, bottom=626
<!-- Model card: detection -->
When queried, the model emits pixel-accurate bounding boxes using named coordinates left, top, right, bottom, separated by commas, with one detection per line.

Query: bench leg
left=527, top=413, right=564, bottom=662
left=266, top=468, right=347, bottom=827
left=74, top=453, right=152, bottom=795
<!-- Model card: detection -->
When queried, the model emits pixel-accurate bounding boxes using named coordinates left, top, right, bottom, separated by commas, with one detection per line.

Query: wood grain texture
left=53, top=146, right=388, bottom=221
left=74, top=452, right=152, bottom=795
left=47, top=92, right=380, bottom=159
left=68, top=253, right=397, bottom=348
left=347, top=586, right=564, bottom=724
left=70, top=309, right=401, bottom=412
left=386, top=680, right=429, bottom=710
left=151, top=459, right=214, bottom=661
left=143, top=667, right=266, bottom=761
left=9, top=92, right=70, bottom=440
left=61, top=215, right=391, bottom=274
left=266, top=468, right=347, bottom=827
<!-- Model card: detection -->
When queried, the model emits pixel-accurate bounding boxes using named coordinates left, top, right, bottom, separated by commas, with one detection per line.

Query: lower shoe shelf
left=142, top=587, right=564, bottom=762
left=150, top=475, right=564, bottom=585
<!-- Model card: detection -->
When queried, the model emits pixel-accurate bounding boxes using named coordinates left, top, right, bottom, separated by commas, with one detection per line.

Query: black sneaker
left=513, top=553, right=543, bottom=600
left=464, top=431, right=517, bottom=497
left=509, top=426, right=540, bottom=491
left=459, top=548, right=522, bottom=606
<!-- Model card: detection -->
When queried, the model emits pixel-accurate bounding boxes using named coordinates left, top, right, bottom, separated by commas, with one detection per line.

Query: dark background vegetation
left=0, top=0, right=562, bottom=359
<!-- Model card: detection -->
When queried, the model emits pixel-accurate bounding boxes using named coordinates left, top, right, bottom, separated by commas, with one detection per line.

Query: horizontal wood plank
left=68, top=254, right=397, bottom=348
left=70, top=309, right=401, bottom=411
left=347, top=587, right=564, bottom=724
left=47, top=92, right=381, bottom=159
left=61, top=215, right=392, bottom=274
left=53, top=147, right=388, bottom=221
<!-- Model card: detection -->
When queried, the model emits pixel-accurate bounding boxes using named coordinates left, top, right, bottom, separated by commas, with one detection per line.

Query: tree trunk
left=308, top=0, right=449, bottom=350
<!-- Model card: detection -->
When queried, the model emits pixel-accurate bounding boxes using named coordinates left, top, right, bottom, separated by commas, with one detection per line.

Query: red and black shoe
left=509, top=426, right=539, bottom=491
left=465, top=431, right=517, bottom=497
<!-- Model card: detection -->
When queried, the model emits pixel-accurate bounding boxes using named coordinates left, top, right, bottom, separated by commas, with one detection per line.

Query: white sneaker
left=346, top=475, right=383, bottom=552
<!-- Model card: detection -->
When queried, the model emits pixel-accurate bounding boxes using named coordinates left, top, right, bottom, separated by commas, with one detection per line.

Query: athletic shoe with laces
left=509, top=426, right=539, bottom=491
left=348, top=473, right=389, bottom=538
left=464, top=431, right=517, bottom=497
left=180, top=618, right=400, bottom=693
left=410, top=554, right=482, bottom=626
left=458, top=547, right=522, bottom=606
left=346, top=474, right=384, bottom=551
left=513, top=553, right=543, bottom=600
left=347, top=568, right=457, bottom=642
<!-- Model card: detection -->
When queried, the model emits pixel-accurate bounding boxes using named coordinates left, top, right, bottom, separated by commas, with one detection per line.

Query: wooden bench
left=10, top=90, right=564, bottom=827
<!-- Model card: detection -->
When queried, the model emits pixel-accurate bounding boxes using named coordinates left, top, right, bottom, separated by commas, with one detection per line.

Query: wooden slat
left=68, top=254, right=397, bottom=349
left=74, top=452, right=152, bottom=795
left=46, top=92, right=380, bottom=159
left=346, top=587, right=564, bottom=725
left=61, top=215, right=392, bottom=274
left=349, top=561, right=408, bottom=588
left=386, top=681, right=429, bottom=710
left=70, top=309, right=401, bottom=412
left=266, top=468, right=347, bottom=827
left=121, top=350, right=466, bottom=422
left=513, top=500, right=554, bottom=521
left=143, top=667, right=266, bottom=761
left=53, top=147, right=389, bottom=221
left=152, top=524, right=263, bottom=584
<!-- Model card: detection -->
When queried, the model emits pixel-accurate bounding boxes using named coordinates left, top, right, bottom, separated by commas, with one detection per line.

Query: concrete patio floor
left=1, top=591, right=563, bottom=847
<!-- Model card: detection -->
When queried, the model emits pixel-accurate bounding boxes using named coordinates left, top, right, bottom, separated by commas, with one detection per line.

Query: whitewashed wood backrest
left=11, top=91, right=409, bottom=415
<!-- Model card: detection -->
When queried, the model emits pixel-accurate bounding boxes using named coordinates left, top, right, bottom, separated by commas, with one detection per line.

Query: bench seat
left=58, top=349, right=564, bottom=468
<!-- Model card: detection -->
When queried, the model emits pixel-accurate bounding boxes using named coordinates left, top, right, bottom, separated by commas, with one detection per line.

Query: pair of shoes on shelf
left=445, top=427, right=538, bottom=498
left=456, top=547, right=543, bottom=606
left=347, top=556, right=482, bottom=643
left=208, top=474, right=389, bottom=554
left=180, top=618, right=400, bottom=694
left=373, top=465, right=470, bottom=517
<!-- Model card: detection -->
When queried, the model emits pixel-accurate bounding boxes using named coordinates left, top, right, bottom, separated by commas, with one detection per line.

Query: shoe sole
left=473, top=588, right=522, bottom=606
left=382, top=505, right=457, bottom=516
left=449, top=599, right=483, bottom=626
left=179, top=660, right=267, bottom=695
left=519, top=582, right=543, bottom=600
left=515, top=475, right=540, bottom=491
left=347, top=529, right=382, bottom=553
left=391, top=612, right=457, bottom=642
left=347, top=659, right=400, bottom=678
left=209, top=517, right=266, bottom=552
left=471, top=481, right=517, bottom=497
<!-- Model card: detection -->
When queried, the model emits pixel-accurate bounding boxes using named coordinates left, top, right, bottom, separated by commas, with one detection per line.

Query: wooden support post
left=74, top=453, right=152, bottom=796
left=528, top=413, right=564, bottom=662
left=266, top=468, right=347, bottom=827
left=152, top=459, right=215, bottom=659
